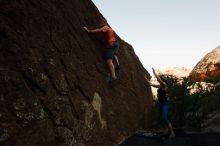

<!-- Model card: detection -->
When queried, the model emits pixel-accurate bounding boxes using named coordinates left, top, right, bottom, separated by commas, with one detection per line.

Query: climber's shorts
left=104, top=42, right=119, bottom=60
left=159, top=101, right=170, bottom=125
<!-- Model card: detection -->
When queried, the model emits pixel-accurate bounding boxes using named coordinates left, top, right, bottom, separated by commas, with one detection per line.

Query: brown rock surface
left=190, top=46, right=220, bottom=81
left=0, top=0, right=152, bottom=146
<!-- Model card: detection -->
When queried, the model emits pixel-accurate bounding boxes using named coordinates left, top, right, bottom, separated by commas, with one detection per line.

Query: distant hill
left=158, top=67, right=191, bottom=78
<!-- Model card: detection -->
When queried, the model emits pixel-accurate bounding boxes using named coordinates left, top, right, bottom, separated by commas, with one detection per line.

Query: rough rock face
left=190, top=46, right=220, bottom=81
left=0, top=0, right=152, bottom=146
left=203, top=112, right=220, bottom=132
left=119, top=132, right=220, bottom=146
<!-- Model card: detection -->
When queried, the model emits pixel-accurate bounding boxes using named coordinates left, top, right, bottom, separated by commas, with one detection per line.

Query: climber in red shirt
left=84, top=19, right=119, bottom=82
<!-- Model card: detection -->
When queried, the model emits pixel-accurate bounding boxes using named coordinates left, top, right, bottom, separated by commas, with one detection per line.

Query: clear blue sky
left=91, top=0, right=220, bottom=72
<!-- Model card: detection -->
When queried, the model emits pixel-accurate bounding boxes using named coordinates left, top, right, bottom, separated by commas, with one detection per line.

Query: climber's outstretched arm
left=83, top=26, right=102, bottom=33
left=144, top=75, right=160, bottom=88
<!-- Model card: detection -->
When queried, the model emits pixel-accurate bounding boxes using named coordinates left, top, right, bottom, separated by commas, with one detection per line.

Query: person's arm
left=83, top=26, right=103, bottom=33
left=152, top=68, right=167, bottom=87
left=144, top=75, right=160, bottom=88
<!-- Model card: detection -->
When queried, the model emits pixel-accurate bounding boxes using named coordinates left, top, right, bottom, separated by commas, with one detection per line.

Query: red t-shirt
left=100, top=26, right=116, bottom=47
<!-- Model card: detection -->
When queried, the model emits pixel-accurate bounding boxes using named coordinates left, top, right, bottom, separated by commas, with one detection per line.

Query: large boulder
left=0, top=0, right=152, bottom=146
left=190, top=46, right=220, bottom=81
